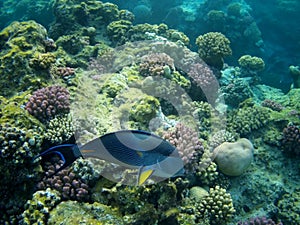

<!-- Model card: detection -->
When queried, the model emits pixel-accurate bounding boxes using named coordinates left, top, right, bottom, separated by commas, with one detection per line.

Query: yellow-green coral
left=29, top=52, right=56, bottom=69
left=238, top=55, right=265, bottom=72
left=44, top=114, right=74, bottom=144
left=22, top=188, right=61, bottom=225
left=196, top=161, right=219, bottom=185
left=195, top=32, right=232, bottom=69
left=227, top=103, right=271, bottom=136
left=130, top=95, right=160, bottom=125
left=198, top=185, right=235, bottom=225
left=0, top=20, right=50, bottom=96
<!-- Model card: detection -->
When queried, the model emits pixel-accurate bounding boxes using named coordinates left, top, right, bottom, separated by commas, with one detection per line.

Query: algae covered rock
left=213, top=138, right=254, bottom=176
left=48, top=201, right=123, bottom=225
left=0, top=20, right=52, bottom=96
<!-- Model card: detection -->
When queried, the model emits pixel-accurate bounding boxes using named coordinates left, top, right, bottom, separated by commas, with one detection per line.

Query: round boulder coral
left=213, top=138, right=254, bottom=176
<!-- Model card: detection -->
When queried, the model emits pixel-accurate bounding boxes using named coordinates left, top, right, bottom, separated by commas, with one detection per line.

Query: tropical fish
left=36, top=130, right=184, bottom=185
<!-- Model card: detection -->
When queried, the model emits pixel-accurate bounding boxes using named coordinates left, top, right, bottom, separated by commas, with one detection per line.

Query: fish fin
left=138, top=166, right=154, bottom=185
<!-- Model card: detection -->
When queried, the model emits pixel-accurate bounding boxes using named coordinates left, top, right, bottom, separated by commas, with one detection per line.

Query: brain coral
left=25, top=85, right=70, bottom=122
left=195, top=32, right=232, bottom=69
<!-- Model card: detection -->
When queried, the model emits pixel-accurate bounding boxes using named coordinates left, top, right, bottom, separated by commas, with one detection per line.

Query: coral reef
left=213, top=138, right=254, bottom=176
left=44, top=114, right=74, bottom=144
left=22, top=188, right=61, bottom=225
left=139, top=52, right=175, bottom=77
left=25, top=85, right=70, bottom=122
left=221, top=78, right=253, bottom=108
left=48, top=201, right=123, bottom=225
left=280, top=123, right=300, bottom=156
left=238, top=55, right=265, bottom=74
left=0, top=123, right=42, bottom=222
left=227, top=103, right=271, bottom=136
left=277, top=188, right=300, bottom=225
left=0, top=20, right=52, bottom=96
left=129, top=95, right=160, bottom=127
left=261, top=99, right=284, bottom=112
left=208, top=129, right=238, bottom=150
left=198, top=185, right=236, bottom=225
left=195, top=32, right=232, bottom=69
left=162, top=122, right=204, bottom=168
left=237, top=216, right=283, bottom=225
left=195, top=161, right=219, bottom=185
left=37, top=155, right=91, bottom=202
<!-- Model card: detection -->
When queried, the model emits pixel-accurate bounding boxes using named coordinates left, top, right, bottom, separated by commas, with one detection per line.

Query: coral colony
left=0, top=0, right=299, bottom=224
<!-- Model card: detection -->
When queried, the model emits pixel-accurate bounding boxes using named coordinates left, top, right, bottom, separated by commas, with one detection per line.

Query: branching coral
left=44, top=114, right=74, bottom=144
left=22, top=188, right=61, bottom=225
left=139, top=52, right=175, bottom=77
left=198, top=185, right=235, bottom=224
left=195, top=32, right=232, bottom=69
left=227, top=104, right=270, bottom=136
left=237, top=216, right=283, bottom=225
left=162, top=122, right=204, bottom=169
left=281, top=123, right=300, bottom=156
left=25, top=85, right=70, bottom=122
left=238, top=55, right=265, bottom=79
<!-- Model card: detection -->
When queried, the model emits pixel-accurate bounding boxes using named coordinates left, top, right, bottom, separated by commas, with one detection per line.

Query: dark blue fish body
left=36, top=130, right=184, bottom=185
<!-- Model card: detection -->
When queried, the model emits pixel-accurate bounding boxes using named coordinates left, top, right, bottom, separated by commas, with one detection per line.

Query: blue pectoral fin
left=35, top=144, right=82, bottom=175
left=137, top=166, right=155, bottom=186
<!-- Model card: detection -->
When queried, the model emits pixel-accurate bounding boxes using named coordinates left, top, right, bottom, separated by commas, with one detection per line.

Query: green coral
left=195, top=32, right=232, bottom=69
left=107, top=20, right=133, bottom=45
left=0, top=20, right=51, bottom=96
left=278, top=188, right=300, bottom=225
left=227, top=102, right=271, bottom=136
left=29, top=52, right=56, bottom=69
left=196, top=162, right=219, bottom=185
left=130, top=95, right=160, bottom=125
left=198, top=186, right=235, bottom=225
left=101, top=73, right=128, bottom=98
left=22, top=188, right=61, bottom=225
left=0, top=122, right=43, bottom=221
left=44, top=114, right=74, bottom=144
left=238, top=55, right=265, bottom=73
left=227, top=3, right=242, bottom=17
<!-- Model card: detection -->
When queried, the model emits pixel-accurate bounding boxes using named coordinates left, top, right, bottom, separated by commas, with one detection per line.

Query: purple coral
left=281, top=123, right=300, bottom=156
left=25, top=85, right=70, bottom=122
left=187, top=62, right=219, bottom=102
left=237, top=216, right=283, bottom=225
left=139, top=53, right=175, bottom=77
left=261, top=99, right=284, bottom=112
left=162, top=123, right=204, bottom=169
left=37, top=156, right=90, bottom=201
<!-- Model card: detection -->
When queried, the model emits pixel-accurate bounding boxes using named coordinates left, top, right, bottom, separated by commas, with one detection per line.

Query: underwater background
left=0, top=0, right=299, bottom=224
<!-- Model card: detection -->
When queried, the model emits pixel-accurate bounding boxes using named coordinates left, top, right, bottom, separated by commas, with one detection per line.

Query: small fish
left=36, top=130, right=184, bottom=185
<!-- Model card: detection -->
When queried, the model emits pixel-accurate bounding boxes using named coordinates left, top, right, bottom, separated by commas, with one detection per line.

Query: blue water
left=1, top=0, right=298, bottom=90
